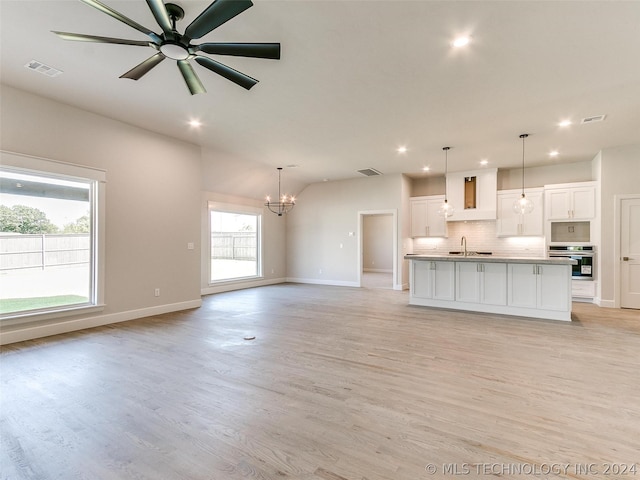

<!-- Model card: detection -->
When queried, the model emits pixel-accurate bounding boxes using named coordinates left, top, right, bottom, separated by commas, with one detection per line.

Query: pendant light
left=438, top=146, right=455, bottom=218
left=513, top=134, right=534, bottom=214
left=265, top=167, right=296, bottom=216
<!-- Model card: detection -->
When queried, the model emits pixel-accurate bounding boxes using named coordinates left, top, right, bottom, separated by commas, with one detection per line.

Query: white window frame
left=0, top=151, right=106, bottom=325
left=207, top=201, right=263, bottom=285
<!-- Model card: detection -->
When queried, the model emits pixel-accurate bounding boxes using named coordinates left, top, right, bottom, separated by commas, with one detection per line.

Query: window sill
left=208, top=276, right=264, bottom=287
left=0, top=304, right=106, bottom=327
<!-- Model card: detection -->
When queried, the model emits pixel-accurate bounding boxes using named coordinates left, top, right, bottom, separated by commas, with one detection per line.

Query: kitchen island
left=405, top=254, right=577, bottom=321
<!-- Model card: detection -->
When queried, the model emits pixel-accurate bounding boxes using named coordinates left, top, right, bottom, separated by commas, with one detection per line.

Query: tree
left=63, top=215, right=90, bottom=233
left=0, top=205, right=59, bottom=234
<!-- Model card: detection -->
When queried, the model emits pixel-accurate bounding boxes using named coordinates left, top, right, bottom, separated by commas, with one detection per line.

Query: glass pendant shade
left=438, top=146, right=455, bottom=218
left=513, top=134, right=534, bottom=215
left=438, top=199, right=455, bottom=218
left=513, top=193, right=534, bottom=214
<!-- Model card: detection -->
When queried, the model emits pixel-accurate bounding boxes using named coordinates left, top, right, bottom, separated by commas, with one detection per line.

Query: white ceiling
left=1, top=0, right=640, bottom=190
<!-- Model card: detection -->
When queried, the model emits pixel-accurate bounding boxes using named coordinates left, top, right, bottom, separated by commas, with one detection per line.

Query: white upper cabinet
left=496, top=188, right=544, bottom=237
left=445, top=168, right=497, bottom=221
left=544, top=181, right=596, bottom=220
left=410, top=195, right=447, bottom=237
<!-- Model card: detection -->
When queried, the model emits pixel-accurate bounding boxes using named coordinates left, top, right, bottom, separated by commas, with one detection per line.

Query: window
left=209, top=205, right=261, bottom=283
left=0, top=151, right=105, bottom=320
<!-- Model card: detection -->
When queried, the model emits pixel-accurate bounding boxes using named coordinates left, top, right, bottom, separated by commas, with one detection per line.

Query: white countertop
left=404, top=254, right=577, bottom=265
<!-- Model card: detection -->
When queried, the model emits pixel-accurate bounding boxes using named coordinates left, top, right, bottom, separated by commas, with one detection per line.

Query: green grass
left=0, top=295, right=89, bottom=314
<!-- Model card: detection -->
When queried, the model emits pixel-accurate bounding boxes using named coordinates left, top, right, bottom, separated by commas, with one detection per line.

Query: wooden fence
left=211, top=232, right=256, bottom=261
left=0, top=234, right=90, bottom=271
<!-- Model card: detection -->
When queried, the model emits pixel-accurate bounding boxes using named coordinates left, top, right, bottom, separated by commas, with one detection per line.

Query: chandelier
left=265, top=167, right=295, bottom=216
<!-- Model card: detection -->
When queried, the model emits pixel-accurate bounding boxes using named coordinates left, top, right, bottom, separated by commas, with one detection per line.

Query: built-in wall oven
left=547, top=245, right=595, bottom=280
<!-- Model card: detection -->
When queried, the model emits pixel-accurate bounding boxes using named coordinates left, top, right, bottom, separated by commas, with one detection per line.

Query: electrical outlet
left=154, top=288, right=160, bottom=297
left=187, top=242, right=194, bottom=250
left=271, top=268, right=275, bottom=274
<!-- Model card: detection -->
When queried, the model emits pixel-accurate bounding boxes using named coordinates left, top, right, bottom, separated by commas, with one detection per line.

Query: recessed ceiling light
left=549, top=150, right=559, bottom=157
left=452, top=36, right=471, bottom=48
left=422, top=166, right=430, bottom=172
left=480, top=159, right=489, bottom=166
left=397, top=146, right=408, bottom=154
left=188, top=119, right=202, bottom=128
left=558, top=120, right=572, bottom=127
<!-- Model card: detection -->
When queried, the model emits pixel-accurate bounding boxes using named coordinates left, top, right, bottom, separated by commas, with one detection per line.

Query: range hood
left=445, top=168, right=497, bottom=221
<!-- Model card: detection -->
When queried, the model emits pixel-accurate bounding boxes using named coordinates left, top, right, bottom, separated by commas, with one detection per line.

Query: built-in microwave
left=550, top=221, right=590, bottom=243
left=547, top=245, right=595, bottom=280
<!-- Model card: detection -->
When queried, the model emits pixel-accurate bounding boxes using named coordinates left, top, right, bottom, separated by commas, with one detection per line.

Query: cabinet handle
left=533, top=265, right=537, bottom=275
left=427, top=226, right=430, bottom=236
left=537, top=266, right=542, bottom=275
left=568, top=210, right=571, bottom=218
left=430, top=261, right=436, bottom=270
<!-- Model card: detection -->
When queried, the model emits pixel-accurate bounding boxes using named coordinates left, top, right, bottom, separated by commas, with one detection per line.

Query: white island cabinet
left=406, top=255, right=575, bottom=321
left=412, top=260, right=454, bottom=301
left=456, top=262, right=507, bottom=305
left=507, top=263, right=570, bottom=312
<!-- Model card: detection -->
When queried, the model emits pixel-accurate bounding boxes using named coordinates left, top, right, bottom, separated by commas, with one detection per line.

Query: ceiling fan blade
left=145, top=0, right=173, bottom=35
left=80, top=0, right=161, bottom=43
left=194, top=56, right=258, bottom=90
left=120, top=53, right=166, bottom=80
left=197, top=43, right=280, bottom=59
left=177, top=60, right=206, bottom=95
left=52, top=31, right=152, bottom=47
left=185, top=0, right=253, bottom=40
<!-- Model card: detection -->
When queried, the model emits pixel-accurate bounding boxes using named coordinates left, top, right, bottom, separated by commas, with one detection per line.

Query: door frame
left=613, top=194, right=640, bottom=308
left=357, top=209, right=398, bottom=289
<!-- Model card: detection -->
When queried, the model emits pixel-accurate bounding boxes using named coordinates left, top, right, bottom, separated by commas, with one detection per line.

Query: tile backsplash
left=413, top=220, right=545, bottom=258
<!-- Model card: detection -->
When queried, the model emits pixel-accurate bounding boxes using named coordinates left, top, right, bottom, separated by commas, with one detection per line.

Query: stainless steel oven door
left=548, top=254, right=594, bottom=280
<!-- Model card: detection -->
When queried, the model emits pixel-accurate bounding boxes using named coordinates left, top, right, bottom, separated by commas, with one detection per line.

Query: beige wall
left=1, top=85, right=202, bottom=341
left=286, top=174, right=404, bottom=286
left=363, top=214, right=393, bottom=272
left=598, top=143, right=640, bottom=305
left=411, top=160, right=593, bottom=197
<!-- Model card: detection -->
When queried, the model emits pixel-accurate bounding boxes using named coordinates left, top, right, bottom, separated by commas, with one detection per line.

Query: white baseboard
left=394, top=282, right=409, bottom=291
left=201, top=277, right=286, bottom=296
left=286, top=277, right=360, bottom=288
left=363, top=268, right=393, bottom=273
left=0, top=299, right=202, bottom=345
left=596, top=298, right=615, bottom=308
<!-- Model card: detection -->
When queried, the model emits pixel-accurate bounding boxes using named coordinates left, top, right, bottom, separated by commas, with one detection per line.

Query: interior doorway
left=619, top=196, right=640, bottom=309
left=358, top=211, right=396, bottom=289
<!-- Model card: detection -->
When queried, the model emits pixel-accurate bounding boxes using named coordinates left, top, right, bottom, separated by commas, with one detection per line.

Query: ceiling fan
left=53, top=0, right=281, bottom=95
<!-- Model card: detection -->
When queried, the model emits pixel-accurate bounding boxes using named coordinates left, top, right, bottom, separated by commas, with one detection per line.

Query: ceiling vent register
left=357, top=168, right=383, bottom=177
left=581, top=115, right=606, bottom=124
left=24, top=60, right=63, bottom=77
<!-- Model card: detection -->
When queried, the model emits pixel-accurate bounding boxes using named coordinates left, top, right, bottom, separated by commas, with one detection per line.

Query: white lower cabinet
left=507, top=263, right=570, bottom=312
left=412, top=260, right=455, bottom=301
left=408, top=259, right=572, bottom=321
left=456, top=262, right=507, bottom=305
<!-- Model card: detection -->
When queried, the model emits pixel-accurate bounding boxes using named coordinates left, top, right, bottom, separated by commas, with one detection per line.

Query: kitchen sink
left=448, top=251, right=493, bottom=256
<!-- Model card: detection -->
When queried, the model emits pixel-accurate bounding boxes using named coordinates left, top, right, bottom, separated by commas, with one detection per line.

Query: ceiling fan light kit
left=53, top=0, right=281, bottom=95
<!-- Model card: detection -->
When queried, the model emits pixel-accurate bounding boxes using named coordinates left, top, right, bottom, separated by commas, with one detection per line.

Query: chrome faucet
left=461, top=236, right=467, bottom=257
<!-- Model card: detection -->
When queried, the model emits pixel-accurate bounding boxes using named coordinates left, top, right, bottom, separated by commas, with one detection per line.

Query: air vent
left=581, top=114, right=606, bottom=124
left=24, top=60, right=63, bottom=77
left=357, top=168, right=382, bottom=177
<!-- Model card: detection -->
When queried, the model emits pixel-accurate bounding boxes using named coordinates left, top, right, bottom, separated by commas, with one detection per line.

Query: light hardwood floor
left=1, top=284, right=639, bottom=480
